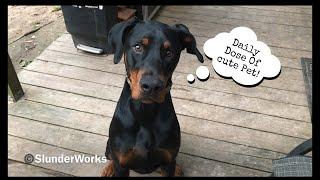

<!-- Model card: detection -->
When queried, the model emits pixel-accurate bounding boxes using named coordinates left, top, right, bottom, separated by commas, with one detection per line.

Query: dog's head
left=108, top=17, right=203, bottom=104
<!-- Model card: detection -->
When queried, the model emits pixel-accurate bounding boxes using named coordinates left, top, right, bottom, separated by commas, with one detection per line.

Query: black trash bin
left=61, top=5, right=118, bottom=54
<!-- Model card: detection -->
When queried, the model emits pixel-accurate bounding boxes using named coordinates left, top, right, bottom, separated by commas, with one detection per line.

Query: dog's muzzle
left=125, top=75, right=172, bottom=94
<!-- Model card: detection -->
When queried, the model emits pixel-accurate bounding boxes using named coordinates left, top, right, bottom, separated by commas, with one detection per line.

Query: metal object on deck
left=76, top=44, right=103, bottom=54
left=61, top=5, right=118, bottom=54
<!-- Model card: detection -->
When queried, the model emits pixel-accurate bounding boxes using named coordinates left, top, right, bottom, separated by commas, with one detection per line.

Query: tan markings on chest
left=115, top=147, right=175, bottom=167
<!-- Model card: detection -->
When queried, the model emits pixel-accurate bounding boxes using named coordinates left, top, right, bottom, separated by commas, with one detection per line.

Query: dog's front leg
left=101, top=160, right=129, bottom=177
left=101, top=160, right=115, bottom=177
left=114, top=160, right=130, bottom=177
left=160, top=160, right=184, bottom=177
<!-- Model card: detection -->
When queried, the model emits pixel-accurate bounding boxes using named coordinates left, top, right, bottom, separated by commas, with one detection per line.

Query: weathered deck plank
left=165, top=6, right=312, bottom=21
left=49, top=36, right=308, bottom=93
left=49, top=38, right=307, bottom=82
left=8, top=136, right=160, bottom=177
left=240, top=6, right=312, bottom=15
left=156, top=10, right=312, bottom=49
left=161, top=7, right=312, bottom=29
left=14, top=78, right=311, bottom=156
left=56, top=30, right=311, bottom=63
left=38, top=47, right=307, bottom=105
left=36, top=48, right=309, bottom=107
left=8, top=100, right=284, bottom=160
left=8, top=119, right=269, bottom=176
left=8, top=160, right=71, bottom=177
left=24, top=60, right=311, bottom=123
left=155, top=17, right=311, bottom=53
left=8, top=114, right=274, bottom=173
left=15, top=84, right=309, bottom=154
left=13, top=71, right=310, bottom=155
left=8, top=5, right=311, bottom=177
left=20, top=63, right=311, bottom=127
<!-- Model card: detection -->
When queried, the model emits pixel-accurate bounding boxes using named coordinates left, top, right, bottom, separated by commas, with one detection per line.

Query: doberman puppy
left=101, top=17, right=203, bottom=177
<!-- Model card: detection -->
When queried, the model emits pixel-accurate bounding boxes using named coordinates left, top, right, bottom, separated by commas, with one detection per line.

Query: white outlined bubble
left=196, top=66, right=210, bottom=81
left=187, top=74, right=195, bottom=83
left=203, top=27, right=281, bottom=86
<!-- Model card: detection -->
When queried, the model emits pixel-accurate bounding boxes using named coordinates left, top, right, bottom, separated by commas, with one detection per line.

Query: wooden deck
left=8, top=6, right=312, bottom=176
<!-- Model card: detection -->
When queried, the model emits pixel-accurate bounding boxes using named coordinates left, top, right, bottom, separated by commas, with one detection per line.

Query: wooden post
left=141, top=6, right=161, bottom=20
left=142, top=6, right=148, bottom=21
left=8, top=53, right=24, bottom=102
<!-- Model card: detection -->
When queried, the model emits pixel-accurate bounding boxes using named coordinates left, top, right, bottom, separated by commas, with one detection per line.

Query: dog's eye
left=166, top=49, right=173, bottom=57
left=133, top=44, right=143, bottom=53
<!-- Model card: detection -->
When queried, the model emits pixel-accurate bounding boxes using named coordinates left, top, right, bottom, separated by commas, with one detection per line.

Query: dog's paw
left=174, top=164, right=184, bottom=177
left=101, top=161, right=115, bottom=177
left=160, top=163, right=184, bottom=177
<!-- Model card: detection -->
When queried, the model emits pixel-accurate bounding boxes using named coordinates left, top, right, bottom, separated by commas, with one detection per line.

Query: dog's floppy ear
left=171, top=24, right=204, bottom=63
left=108, top=17, right=140, bottom=64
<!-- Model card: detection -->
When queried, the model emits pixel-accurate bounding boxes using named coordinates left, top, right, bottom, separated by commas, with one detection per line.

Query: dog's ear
left=171, top=24, right=204, bottom=63
left=108, top=17, right=140, bottom=64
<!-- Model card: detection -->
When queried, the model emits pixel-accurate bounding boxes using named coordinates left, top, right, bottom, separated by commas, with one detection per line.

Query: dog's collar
left=126, top=74, right=132, bottom=87
left=125, top=75, right=172, bottom=92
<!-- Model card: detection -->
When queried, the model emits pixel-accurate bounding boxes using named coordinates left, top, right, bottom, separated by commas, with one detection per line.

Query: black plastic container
left=61, top=5, right=118, bottom=54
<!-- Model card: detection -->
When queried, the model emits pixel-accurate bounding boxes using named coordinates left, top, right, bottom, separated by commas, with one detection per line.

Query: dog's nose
left=140, top=78, right=164, bottom=94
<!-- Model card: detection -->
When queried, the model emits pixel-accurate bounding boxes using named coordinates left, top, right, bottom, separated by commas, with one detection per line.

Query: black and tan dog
left=101, top=17, right=203, bottom=177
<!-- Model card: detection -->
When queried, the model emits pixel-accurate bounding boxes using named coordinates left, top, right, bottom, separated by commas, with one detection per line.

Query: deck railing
left=8, top=53, right=24, bottom=102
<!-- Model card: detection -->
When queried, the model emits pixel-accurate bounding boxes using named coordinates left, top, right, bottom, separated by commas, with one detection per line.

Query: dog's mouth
left=140, top=97, right=157, bottom=104
left=140, top=92, right=167, bottom=104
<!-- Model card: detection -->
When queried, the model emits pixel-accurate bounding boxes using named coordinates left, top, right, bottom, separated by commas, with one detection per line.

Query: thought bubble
left=196, top=66, right=210, bottom=81
left=203, top=27, right=281, bottom=86
left=187, top=74, right=195, bottom=83
left=187, top=66, right=210, bottom=84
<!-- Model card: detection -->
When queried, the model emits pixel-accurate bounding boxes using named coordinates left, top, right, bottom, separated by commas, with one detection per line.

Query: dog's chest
left=135, top=124, right=167, bottom=147
left=116, top=126, right=174, bottom=168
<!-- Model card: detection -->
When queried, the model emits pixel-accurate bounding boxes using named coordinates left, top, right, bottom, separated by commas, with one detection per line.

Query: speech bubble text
left=203, top=27, right=281, bottom=86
